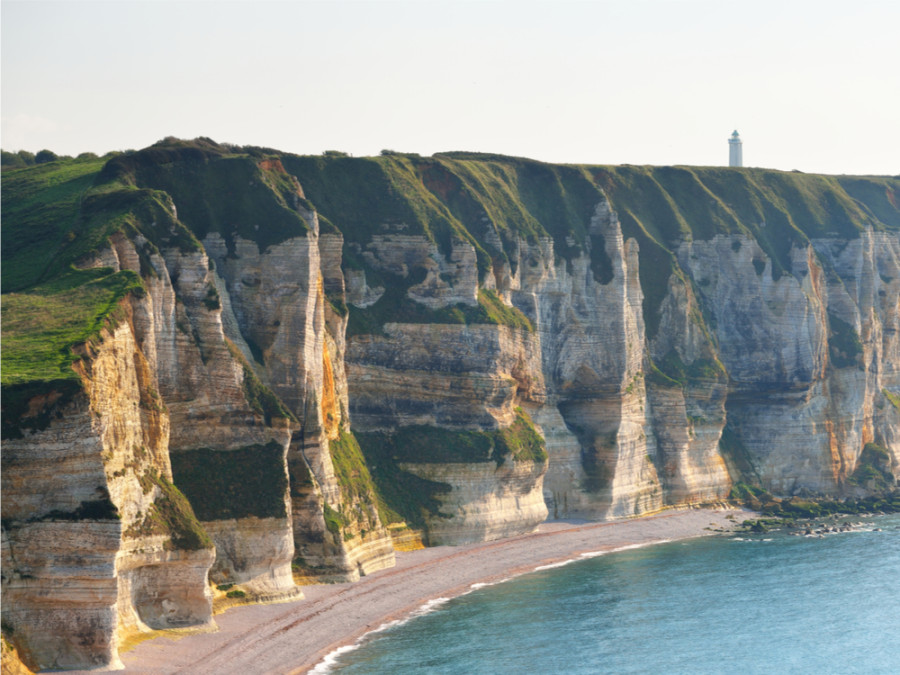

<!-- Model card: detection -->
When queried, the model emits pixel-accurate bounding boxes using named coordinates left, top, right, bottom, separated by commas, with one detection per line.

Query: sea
left=316, top=513, right=900, bottom=674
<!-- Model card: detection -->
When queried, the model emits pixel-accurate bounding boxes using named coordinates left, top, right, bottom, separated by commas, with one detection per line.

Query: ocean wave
left=308, top=597, right=453, bottom=673
left=309, top=537, right=678, bottom=672
left=534, top=559, right=580, bottom=572
left=469, top=578, right=511, bottom=590
left=308, top=643, right=362, bottom=675
left=580, top=540, right=673, bottom=559
left=410, top=596, right=451, bottom=617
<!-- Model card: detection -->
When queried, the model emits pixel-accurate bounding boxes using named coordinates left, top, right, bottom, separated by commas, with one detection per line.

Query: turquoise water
left=325, top=514, right=900, bottom=674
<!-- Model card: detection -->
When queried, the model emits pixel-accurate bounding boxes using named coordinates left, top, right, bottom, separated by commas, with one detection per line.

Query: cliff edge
left=2, top=138, right=898, bottom=670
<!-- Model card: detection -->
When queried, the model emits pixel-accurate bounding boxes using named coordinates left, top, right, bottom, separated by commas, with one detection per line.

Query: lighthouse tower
left=728, top=130, right=743, bottom=167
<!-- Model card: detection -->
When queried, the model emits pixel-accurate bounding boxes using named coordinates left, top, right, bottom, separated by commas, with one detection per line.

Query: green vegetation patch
left=493, top=408, right=548, bottom=464
left=777, top=495, right=899, bottom=518
left=354, top=430, right=452, bottom=529
left=356, top=409, right=547, bottom=526
left=475, top=289, right=534, bottom=332
left=79, top=185, right=202, bottom=259
left=1, top=267, right=145, bottom=439
left=883, top=389, right=900, bottom=411
left=737, top=517, right=788, bottom=533
left=329, top=428, right=379, bottom=514
left=287, top=153, right=613, bottom=285
left=652, top=351, right=725, bottom=387
left=1, top=154, right=201, bottom=443
left=849, top=443, right=895, bottom=490
left=284, top=154, right=493, bottom=277
left=730, top=479, right=900, bottom=519
left=359, top=408, right=546, bottom=467
left=125, top=469, right=212, bottom=551
left=645, top=362, right=680, bottom=388
left=101, top=138, right=311, bottom=254
left=284, top=154, right=428, bottom=245
left=1, top=156, right=106, bottom=290
left=346, top=274, right=532, bottom=338
left=828, top=314, right=863, bottom=368
left=2, top=153, right=200, bottom=292
left=427, top=157, right=603, bottom=270
left=729, top=482, right=770, bottom=503
left=224, top=339, right=296, bottom=424
left=1, top=268, right=143, bottom=387
left=170, top=441, right=289, bottom=521
left=836, top=176, right=900, bottom=230
left=322, top=502, right=345, bottom=535
left=417, top=159, right=538, bottom=276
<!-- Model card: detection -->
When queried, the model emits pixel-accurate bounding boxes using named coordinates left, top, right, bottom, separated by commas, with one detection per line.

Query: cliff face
left=2, top=139, right=899, bottom=670
left=2, top=318, right=214, bottom=671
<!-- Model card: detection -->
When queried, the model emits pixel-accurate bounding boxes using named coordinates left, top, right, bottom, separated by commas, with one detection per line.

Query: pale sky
left=2, top=0, right=898, bottom=175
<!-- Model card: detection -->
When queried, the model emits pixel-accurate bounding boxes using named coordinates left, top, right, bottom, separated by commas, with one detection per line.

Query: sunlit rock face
left=4, top=143, right=899, bottom=671
left=344, top=235, right=550, bottom=543
left=1, top=321, right=215, bottom=672
left=498, top=203, right=667, bottom=520
left=347, top=322, right=545, bottom=431
left=676, top=231, right=900, bottom=495
left=206, top=229, right=395, bottom=583
left=131, top=235, right=299, bottom=603
left=400, top=458, right=549, bottom=545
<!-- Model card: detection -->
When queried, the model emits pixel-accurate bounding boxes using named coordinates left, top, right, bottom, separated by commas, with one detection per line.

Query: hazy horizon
left=3, top=0, right=898, bottom=175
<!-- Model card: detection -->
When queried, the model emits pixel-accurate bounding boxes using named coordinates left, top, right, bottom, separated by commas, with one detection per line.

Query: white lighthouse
left=728, top=130, right=743, bottom=167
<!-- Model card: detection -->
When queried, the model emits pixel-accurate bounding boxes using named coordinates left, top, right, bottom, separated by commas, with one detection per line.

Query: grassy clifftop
left=4, top=139, right=898, bottom=394
left=287, top=153, right=898, bottom=262
left=286, top=151, right=897, bottom=339
left=1, top=154, right=192, bottom=393
left=100, top=137, right=312, bottom=253
left=283, top=153, right=604, bottom=278
left=0, top=138, right=313, bottom=395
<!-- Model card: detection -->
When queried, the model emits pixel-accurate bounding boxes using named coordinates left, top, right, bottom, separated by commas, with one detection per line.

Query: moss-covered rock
left=124, top=469, right=213, bottom=551
left=354, top=408, right=545, bottom=528
left=849, top=443, right=895, bottom=491
left=170, top=441, right=289, bottom=521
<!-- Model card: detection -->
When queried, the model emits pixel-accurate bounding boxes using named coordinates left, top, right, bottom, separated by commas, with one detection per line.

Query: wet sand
left=89, top=508, right=747, bottom=674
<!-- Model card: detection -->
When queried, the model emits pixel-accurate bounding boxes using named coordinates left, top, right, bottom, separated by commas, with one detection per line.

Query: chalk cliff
left=2, top=139, right=898, bottom=670
left=2, top=316, right=215, bottom=671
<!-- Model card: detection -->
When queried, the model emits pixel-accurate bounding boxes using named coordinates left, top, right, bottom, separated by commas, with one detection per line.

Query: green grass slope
left=286, top=151, right=898, bottom=340
left=5, top=141, right=898, bottom=394
left=1, top=156, right=198, bottom=392
left=1, top=139, right=315, bottom=392
left=100, top=137, right=312, bottom=253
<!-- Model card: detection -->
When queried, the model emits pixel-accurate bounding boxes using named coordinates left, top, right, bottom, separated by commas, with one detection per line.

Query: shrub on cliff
left=850, top=443, right=895, bottom=491
left=35, top=149, right=59, bottom=164
left=1, top=150, right=27, bottom=168
left=170, top=441, right=289, bottom=522
left=345, top=277, right=533, bottom=338
left=124, top=470, right=213, bottom=551
left=355, top=409, right=545, bottom=529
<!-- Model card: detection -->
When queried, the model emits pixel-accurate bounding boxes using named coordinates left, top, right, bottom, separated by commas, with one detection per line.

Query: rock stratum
left=2, top=138, right=898, bottom=670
